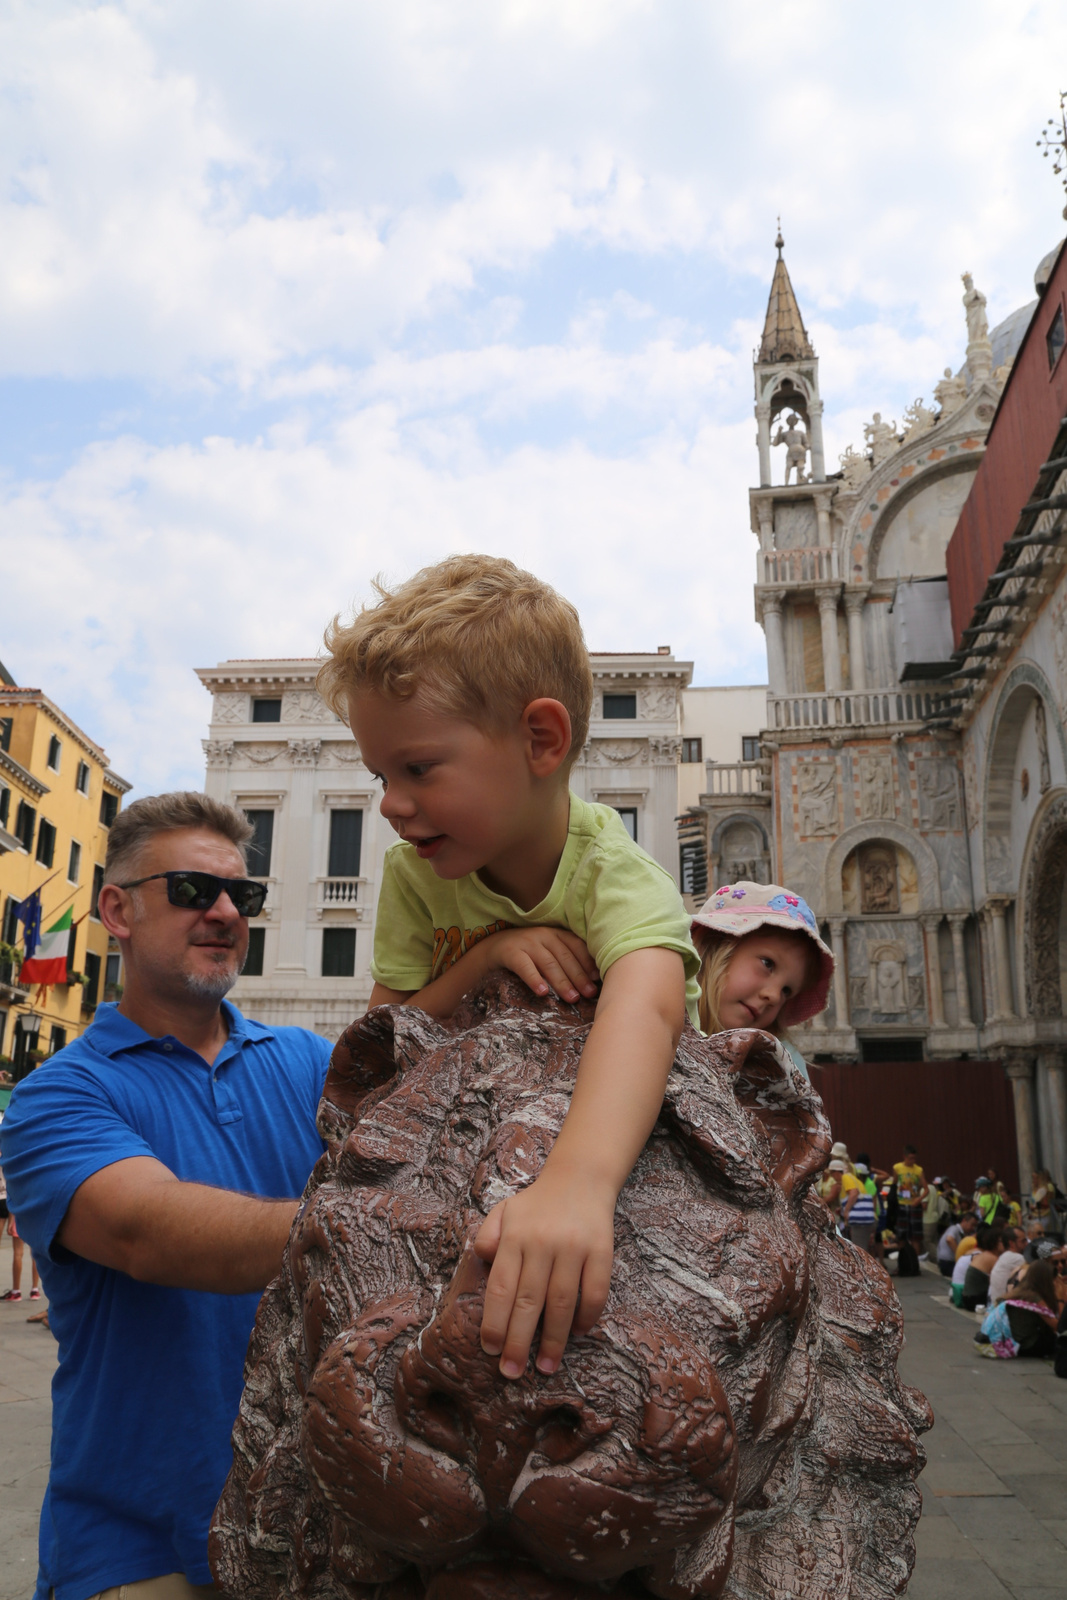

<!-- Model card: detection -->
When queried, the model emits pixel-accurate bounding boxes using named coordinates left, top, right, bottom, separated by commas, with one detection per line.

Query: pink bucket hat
left=690, top=880, right=835, bottom=1026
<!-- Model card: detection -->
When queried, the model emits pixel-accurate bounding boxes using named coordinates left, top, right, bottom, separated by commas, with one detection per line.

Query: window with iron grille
left=35, top=818, right=56, bottom=867
left=681, top=738, right=702, bottom=764
left=244, top=810, right=275, bottom=877
left=322, top=927, right=356, bottom=977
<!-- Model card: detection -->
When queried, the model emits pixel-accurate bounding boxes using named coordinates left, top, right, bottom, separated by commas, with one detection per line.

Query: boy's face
left=348, top=689, right=549, bottom=885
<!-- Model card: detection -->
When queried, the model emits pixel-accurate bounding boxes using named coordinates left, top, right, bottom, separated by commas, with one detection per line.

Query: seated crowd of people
left=818, top=1146, right=1067, bottom=1366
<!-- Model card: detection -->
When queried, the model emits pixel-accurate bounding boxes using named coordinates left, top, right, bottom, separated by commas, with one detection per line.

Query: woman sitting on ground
left=960, top=1225, right=1004, bottom=1312
left=977, top=1261, right=1060, bottom=1359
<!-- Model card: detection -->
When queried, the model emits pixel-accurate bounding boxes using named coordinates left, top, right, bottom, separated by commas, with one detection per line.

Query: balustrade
left=768, top=688, right=954, bottom=730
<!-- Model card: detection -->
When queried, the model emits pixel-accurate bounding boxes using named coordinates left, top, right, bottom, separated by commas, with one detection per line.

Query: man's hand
left=472, top=945, right=686, bottom=1377
left=57, top=1155, right=300, bottom=1294
left=482, top=927, right=599, bottom=1004
left=474, top=1166, right=615, bottom=1377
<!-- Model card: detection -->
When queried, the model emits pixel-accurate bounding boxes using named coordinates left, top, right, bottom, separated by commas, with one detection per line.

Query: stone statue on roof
left=838, top=444, right=871, bottom=491
left=863, top=412, right=899, bottom=467
left=772, top=412, right=809, bottom=484
left=934, top=366, right=968, bottom=415
left=900, top=398, right=936, bottom=445
left=961, top=273, right=989, bottom=344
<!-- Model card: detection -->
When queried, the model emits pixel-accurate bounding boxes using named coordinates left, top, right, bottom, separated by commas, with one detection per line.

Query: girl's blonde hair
left=696, top=928, right=820, bottom=1037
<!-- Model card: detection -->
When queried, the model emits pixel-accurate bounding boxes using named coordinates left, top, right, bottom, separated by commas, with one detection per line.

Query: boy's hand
left=473, top=1167, right=615, bottom=1377
left=482, top=927, right=599, bottom=1005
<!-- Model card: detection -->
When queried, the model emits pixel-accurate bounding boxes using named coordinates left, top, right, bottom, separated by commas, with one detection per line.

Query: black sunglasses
left=120, top=870, right=268, bottom=918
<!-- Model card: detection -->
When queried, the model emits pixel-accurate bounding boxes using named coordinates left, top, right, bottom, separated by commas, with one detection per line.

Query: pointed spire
left=759, top=227, right=814, bottom=363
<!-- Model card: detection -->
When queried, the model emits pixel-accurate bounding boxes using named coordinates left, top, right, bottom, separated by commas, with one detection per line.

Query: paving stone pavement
left=0, top=1236, right=1063, bottom=1599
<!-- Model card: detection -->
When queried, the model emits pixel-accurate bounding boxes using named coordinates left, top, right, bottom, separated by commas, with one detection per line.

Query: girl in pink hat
left=690, top=880, right=835, bottom=1076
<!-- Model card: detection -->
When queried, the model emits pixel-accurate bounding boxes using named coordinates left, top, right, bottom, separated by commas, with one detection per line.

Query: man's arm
left=57, top=1156, right=299, bottom=1294
left=475, top=945, right=685, bottom=1377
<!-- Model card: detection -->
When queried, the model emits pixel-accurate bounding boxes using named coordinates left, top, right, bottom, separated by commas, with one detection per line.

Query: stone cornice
left=0, top=748, right=48, bottom=798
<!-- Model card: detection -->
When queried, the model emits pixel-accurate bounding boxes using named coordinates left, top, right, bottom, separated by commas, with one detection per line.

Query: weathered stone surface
left=210, top=973, right=931, bottom=1599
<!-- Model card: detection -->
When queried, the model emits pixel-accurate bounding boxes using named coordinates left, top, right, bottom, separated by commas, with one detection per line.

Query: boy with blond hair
left=318, top=554, right=699, bottom=1382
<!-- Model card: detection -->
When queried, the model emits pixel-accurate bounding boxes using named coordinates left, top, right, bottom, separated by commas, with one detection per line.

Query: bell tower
left=754, top=230, right=825, bottom=487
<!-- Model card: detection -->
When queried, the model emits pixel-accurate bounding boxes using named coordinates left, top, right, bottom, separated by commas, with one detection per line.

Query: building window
left=50, top=1027, right=67, bottom=1054
left=0, top=785, right=9, bottom=829
left=76, top=761, right=91, bottom=795
left=328, top=810, right=363, bottom=878
left=91, top=863, right=104, bottom=919
left=244, top=926, right=266, bottom=976
left=84, top=951, right=102, bottom=1008
left=681, top=738, right=702, bottom=764
left=603, top=693, right=637, bottom=719
left=47, top=735, right=61, bottom=771
left=0, top=717, right=11, bottom=753
left=100, top=791, right=119, bottom=828
left=322, top=927, right=356, bottom=977
left=252, top=698, right=282, bottom=723
left=244, top=810, right=275, bottom=877
left=613, top=807, right=638, bottom=841
left=68, top=839, right=82, bottom=884
left=105, top=952, right=122, bottom=995
left=742, top=736, right=761, bottom=762
left=2, top=895, right=18, bottom=945
left=14, top=800, right=36, bottom=852
left=35, top=818, right=56, bottom=868
left=1047, top=304, right=1066, bottom=372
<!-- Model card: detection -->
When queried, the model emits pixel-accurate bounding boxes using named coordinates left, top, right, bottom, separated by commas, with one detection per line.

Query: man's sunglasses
left=119, top=870, right=268, bottom=918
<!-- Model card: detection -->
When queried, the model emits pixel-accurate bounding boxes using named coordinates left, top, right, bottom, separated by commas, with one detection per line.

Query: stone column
left=755, top=503, right=774, bottom=585
left=756, top=402, right=772, bottom=487
left=276, top=739, right=321, bottom=975
left=920, top=915, right=946, bottom=1029
left=985, top=897, right=1017, bottom=1020
left=843, top=588, right=868, bottom=692
left=946, top=913, right=973, bottom=1028
left=828, top=917, right=849, bottom=1028
left=760, top=589, right=788, bottom=696
left=815, top=585, right=843, bottom=694
left=1038, top=1052, right=1067, bottom=1193
left=1005, top=1058, right=1037, bottom=1193
left=808, top=397, right=826, bottom=482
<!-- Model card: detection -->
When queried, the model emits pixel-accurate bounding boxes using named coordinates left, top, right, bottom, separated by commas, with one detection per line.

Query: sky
left=2, top=0, right=1067, bottom=796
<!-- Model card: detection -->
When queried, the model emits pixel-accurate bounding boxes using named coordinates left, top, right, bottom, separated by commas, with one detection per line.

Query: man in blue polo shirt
left=1, top=793, right=333, bottom=1600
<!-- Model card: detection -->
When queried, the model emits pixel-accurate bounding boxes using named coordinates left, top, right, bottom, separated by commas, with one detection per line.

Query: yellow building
left=0, top=664, right=131, bottom=1074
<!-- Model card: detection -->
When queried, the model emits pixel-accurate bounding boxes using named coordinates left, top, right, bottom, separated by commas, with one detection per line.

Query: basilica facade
left=683, top=231, right=1067, bottom=1192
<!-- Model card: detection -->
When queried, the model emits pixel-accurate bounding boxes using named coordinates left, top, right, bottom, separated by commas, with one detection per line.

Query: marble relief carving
left=282, top=691, right=338, bottom=724
left=858, top=753, right=894, bottom=820
left=212, top=694, right=248, bottom=725
left=1052, top=592, right=1067, bottom=724
left=241, top=743, right=286, bottom=766
left=649, top=735, right=683, bottom=764
left=202, top=740, right=235, bottom=767
left=797, top=761, right=838, bottom=836
left=584, top=738, right=648, bottom=766
left=870, top=942, right=907, bottom=1013
left=916, top=758, right=961, bottom=831
left=859, top=843, right=900, bottom=915
left=639, top=685, right=677, bottom=720
left=287, top=739, right=321, bottom=767
left=318, top=742, right=367, bottom=769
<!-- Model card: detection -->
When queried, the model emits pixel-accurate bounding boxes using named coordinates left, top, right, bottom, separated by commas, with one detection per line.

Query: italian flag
left=20, top=908, right=72, bottom=986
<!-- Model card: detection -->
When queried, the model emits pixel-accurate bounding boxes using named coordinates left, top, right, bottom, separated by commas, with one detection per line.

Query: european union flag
left=15, top=890, right=42, bottom=959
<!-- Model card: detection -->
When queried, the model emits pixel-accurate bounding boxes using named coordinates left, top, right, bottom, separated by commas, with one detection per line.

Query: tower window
left=252, top=698, right=282, bottom=723
left=603, top=693, right=637, bottom=720
left=1047, top=305, right=1065, bottom=372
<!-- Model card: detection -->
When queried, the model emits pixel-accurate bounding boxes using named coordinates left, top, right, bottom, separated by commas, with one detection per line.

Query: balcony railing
left=769, top=688, right=954, bottom=731
left=703, top=760, right=770, bottom=797
left=317, top=876, right=363, bottom=910
left=759, top=545, right=840, bottom=586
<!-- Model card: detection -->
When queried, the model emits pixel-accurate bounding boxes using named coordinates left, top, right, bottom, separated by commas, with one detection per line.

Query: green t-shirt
left=371, top=793, right=700, bottom=1024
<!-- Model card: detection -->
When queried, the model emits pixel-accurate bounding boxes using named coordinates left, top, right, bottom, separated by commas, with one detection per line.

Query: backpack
left=896, top=1239, right=921, bottom=1277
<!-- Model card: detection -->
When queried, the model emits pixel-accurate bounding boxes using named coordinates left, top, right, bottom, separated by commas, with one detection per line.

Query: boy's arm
left=475, top=945, right=686, bottom=1378
left=370, top=927, right=599, bottom=1019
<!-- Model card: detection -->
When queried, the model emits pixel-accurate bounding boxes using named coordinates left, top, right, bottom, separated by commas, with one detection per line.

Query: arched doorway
left=1023, top=792, right=1067, bottom=1019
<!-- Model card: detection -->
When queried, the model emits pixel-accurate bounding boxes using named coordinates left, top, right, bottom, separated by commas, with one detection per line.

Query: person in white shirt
left=989, top=1227, right=1028, bottom=1303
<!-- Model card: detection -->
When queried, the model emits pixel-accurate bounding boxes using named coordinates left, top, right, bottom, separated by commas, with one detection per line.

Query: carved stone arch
left=823, top=818, right=942, bottom=913
left=983, top=664, right=1067, bottom=894
left=858, top=456, right=979, bottom=582
left=1020, top=788, right=1067, bottom=1018
left=709, top=811, right=772, bottom=889
left=767, top=371, right=815, bottom=429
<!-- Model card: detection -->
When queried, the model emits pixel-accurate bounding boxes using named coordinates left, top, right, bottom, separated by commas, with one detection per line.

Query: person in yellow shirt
left=893, top=1143, right=929, bottom=1255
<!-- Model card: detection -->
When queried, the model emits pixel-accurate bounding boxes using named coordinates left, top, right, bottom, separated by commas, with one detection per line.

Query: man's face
left=117, top=827, right=250, bottom=1001
left=348, top=690, right=539, bottom=886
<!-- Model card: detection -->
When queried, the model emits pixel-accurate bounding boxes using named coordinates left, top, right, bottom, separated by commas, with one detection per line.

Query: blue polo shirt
left=0, top=1001, right=332, bottom=1600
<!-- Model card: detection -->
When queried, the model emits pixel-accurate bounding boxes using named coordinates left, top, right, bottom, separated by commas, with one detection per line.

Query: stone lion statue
left=210, top=974, right=930, bottom=1599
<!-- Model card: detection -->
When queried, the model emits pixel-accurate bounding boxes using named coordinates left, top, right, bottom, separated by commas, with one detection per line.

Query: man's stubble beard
left=178, top=945, right=242, bottom=1002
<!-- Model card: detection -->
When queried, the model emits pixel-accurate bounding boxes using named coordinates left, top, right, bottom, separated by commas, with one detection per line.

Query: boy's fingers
left=533, top=1260, right=583, bottom=1374
left=497, top=1258, right=554, bottom=1378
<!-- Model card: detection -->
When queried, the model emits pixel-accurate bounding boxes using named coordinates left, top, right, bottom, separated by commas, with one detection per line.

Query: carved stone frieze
left=202, top=740, right=235, bottom=768
left=287, top=739, right=322, bottom=768
left=640, top=685, right=678, bottom=720
left=212, top=694, right=248, bottom=725
left=282, top=691, right=338, bottom=725
left=238, top=743, right=286, bottom=767
left=584, top=738, right=648, bottom=767
left=916, top=757, right=961, bottom=831
left=649, top=735, right=683, bottom=765
left=318, top=742, right=366, bottom=770
left=858, top=753, right=895, bottom=821
left=796, top=759, right=838, bottom=837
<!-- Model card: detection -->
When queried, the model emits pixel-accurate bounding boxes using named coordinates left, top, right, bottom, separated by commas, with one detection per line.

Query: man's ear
left=520, top=699, right=572, bottom=778
left=97, top=884, right=134, bottom=943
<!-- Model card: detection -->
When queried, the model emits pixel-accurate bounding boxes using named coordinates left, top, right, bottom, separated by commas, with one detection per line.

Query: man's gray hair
left=103, top=792, right=254, bottom=886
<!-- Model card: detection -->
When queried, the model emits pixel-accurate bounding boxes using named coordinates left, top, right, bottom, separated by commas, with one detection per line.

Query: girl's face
left=719, top=929, right=813, bottom=1031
